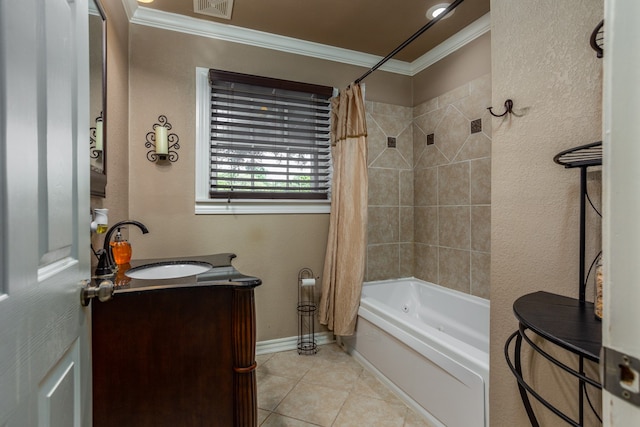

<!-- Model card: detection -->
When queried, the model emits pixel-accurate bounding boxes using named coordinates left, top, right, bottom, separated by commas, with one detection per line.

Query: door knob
left=80, top=279, right=114, bottom=306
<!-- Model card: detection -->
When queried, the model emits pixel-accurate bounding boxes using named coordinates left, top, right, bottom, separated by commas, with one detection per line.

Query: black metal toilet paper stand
left=297, top=268, right=318, bottom=355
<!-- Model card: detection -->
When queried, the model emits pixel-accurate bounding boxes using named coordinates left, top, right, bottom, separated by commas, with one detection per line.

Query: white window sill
left=195, top=199, right=331, bottom=215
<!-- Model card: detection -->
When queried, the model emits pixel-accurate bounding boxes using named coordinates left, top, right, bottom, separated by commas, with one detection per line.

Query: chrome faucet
left=94, top=220, right=149, bottom=278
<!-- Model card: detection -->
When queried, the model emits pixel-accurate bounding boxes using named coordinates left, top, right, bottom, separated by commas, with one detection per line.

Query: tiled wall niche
left=365, top=73, right=491, bottom=299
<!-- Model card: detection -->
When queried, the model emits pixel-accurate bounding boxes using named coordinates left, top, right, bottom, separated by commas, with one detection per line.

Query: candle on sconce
left=95, top=119, right=103, bottom=152
left=155, top=125, right=168, bottom=156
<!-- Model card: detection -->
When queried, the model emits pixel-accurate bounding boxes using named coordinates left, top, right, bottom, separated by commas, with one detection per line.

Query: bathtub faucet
left=94, top=220, right=149, bottom=278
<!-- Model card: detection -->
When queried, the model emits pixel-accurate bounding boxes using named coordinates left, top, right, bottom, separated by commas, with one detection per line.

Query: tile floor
left=256, top=343, right=436, bottom=427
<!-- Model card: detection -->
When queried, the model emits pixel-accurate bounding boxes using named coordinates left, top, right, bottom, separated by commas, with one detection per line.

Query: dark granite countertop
left=110, top=253, right=261, bottom=293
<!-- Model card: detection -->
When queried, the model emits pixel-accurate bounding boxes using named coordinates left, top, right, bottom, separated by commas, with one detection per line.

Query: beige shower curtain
left=318, top=83, right=368, bottom=336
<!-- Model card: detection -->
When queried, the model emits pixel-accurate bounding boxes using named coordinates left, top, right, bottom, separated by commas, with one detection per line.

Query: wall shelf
left=505, top=142, right=603, bottom=426
left=514, top=291, right=601, bottom=360
left=554, top=141, right=602, bottom=301
left=553, top=141, right=602, bottom=169
left=505, top=292, right=602, bottom=426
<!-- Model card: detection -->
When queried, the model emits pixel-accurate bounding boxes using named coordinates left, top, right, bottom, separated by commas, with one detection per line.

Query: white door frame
left=602, top=0, right=640, bottom=424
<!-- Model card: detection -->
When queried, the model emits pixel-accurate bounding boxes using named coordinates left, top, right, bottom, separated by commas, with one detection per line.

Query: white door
left=0, top=0, right=92, bottom=425
left=602, top=0, right=640, bottom=425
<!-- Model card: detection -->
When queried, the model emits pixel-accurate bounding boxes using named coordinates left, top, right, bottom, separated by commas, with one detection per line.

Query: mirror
left=89, top=0, right=107, bottom=197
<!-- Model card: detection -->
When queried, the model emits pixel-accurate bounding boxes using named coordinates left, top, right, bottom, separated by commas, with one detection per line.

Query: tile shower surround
left=365, top=73, right=491, bottom=299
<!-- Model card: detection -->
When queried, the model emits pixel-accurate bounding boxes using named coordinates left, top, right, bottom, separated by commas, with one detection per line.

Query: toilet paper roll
left=301, top=278, right=316, bottom=286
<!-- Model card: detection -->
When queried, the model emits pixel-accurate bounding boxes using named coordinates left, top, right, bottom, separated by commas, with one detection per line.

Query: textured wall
left=490, top=0, right=603, bottom=425
left=413, top=32, right=492, bottom=106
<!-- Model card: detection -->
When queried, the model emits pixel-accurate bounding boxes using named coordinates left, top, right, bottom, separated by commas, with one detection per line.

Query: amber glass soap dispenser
left=110, top=227, right=132, bottom=266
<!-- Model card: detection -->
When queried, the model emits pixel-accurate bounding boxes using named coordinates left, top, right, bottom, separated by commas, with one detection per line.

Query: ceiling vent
left=193, top=0, right=234, bottom=20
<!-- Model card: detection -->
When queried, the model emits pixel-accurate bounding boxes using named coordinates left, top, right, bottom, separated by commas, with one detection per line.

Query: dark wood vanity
left=92, top=253, right=261, bottom=427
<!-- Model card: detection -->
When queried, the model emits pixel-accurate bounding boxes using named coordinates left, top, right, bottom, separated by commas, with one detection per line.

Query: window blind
left=208, top=70, right=333, bottom=200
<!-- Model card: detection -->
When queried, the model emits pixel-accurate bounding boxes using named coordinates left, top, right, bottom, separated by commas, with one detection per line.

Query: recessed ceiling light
left=138, top=0, right=154, bottom=4
left=432, top=7, right=447, bottom=17
left=427, top=3, right=454, bottom=20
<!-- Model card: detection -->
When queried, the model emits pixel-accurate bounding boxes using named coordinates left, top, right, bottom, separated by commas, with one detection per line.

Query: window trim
left=195, top=67, right=333, bottom=215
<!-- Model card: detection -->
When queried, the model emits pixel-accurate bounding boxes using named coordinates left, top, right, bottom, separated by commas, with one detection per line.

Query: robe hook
left=488, top=99, right=514, bottom=118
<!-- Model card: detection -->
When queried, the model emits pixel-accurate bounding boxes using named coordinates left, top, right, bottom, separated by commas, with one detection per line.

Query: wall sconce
left=145, top=115, right=180, bottom=162
left=90, top=112, right=103, bottom=158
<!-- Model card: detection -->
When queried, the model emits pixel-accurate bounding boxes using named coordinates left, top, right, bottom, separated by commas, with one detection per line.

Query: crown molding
left=410, top=12, right=491, bottom=75
left=130, top=6, right=412, bottom=76
left=123, top=1, right=490, bottom=78
left=121, top=0, right=138, bottom=21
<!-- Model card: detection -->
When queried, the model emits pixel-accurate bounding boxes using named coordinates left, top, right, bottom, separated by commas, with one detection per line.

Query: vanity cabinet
left=92, top=254, right=261, bottom=427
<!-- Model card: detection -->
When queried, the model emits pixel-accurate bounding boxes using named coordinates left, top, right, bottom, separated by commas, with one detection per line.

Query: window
left=195, top=68, right=334, bottom=214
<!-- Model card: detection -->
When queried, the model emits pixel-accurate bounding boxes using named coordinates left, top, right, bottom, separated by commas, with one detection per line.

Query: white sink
left=125, top=261, right=213, bottom=280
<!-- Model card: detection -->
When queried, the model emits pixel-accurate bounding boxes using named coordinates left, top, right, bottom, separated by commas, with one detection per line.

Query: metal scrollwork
left=145, top=115, right=180, bottom=163
left=90, top=112, right=103, bottom=159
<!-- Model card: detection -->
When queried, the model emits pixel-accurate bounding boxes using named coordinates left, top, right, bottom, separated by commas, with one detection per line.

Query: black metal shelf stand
left=505, top=292, right=602, bottom=426
left=505, top=142, right=602, bottom=426
left=553, top=141, right=603, bottom=301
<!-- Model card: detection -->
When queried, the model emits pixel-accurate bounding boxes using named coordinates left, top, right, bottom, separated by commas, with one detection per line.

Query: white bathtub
left=340, top=278, right=489, bottom=427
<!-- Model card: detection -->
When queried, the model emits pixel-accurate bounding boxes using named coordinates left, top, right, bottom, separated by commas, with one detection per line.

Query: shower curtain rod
left=354, top=0, right=465, bottom=85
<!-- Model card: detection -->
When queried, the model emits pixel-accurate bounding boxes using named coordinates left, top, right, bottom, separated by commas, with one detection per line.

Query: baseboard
left=256, top=332, right=335, bottom=355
